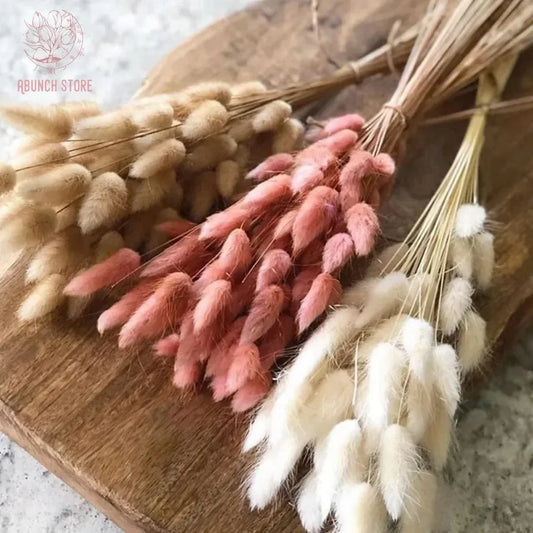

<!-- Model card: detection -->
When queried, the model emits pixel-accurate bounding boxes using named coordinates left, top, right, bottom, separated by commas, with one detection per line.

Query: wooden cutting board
left=1, top=1, right=532, bottom=531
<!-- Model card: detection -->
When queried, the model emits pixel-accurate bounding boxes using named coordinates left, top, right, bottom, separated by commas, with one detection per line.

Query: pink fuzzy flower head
left=322, top=232, right=355, bottom=273
left=246, top=152, right=294, bottom=181
left=345, top=202, right=380, bottom=256
left=199, top=206, right=250, bottom=241
left=231, top=373, right=271, bottom=412
left=321, top=113, right=365, bottom=137
left=173, top=359, right=202, bottom=388
left=297, top=272, right=341, bottom=334
left=256, top=249, right=292, bottom=292
left=193, top=279, right=232, bottom=334
left=291, top=164, right=325, bottom=194
left=219, top=228, right=252, bottom=277
left=226, top=343, right=261, bottom=394
left=292, top=186, right=339, bottom=255
left=65, top=248, right=140, bottom=297
left=154, top=334, right=180, bottom=357
left=315, top=129, right=358, bottom=157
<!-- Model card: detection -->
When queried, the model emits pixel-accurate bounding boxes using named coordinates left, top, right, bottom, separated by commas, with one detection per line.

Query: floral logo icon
left=24, top=10, right=83, bottom=73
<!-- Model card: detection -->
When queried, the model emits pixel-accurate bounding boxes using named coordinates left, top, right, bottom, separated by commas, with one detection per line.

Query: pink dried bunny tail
left=292, top=186, right=339, bottom=255
left=199, top=206, right=250, bottom=241
left=273, top=209, right=298, bottom=240
left=156, top=218, right=196, bottom=238
left=240, top=285, right=285, bottom=345
left=256, top=249, right=292, bottom=292
left=322, top=233, right=355, bottom=273
left=118, top=272, right=192, bottom=348
left=258, top=314, right=295, bottom=370
left=193, top=279, right=232, bottom=334
left=240, top=174, right=292, bottom=212
left=154, top=334, right=180, bottom=357
left=345, top=202, right=380, bottom=256
left=64, top=248, right=140, bottom=297
left=226, top=343, right=261, bottom=394
left=291, top=165, right=325, bottom=193
left=141, top=233, right=208, bottom=278
left=246, top=152, right=294, bottom=181
left=291, top=266, right=322, bottom=311
left=205, top=317, right=246, bottom=378
left=218, top=228, right=252, bottom=276
left=297, top=272, right=342, bottom=334
left=97, top=279, right=158, bottom=334
left=321, top=113, right=365, bottom=137
left=231, top=374, right=271, bottom=412
left=173, top=359, right=202, bottom=388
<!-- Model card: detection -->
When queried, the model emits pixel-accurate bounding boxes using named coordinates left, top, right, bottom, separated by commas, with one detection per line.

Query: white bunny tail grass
left=15, top=164, right=91, bottom=206
left=364, top=343, right=407, bottom=447
left=95, top=231, right=125, bottom=262
left=334, top=481, right=387, bottom=533
left=316, top=419, right=366, bottom=521
left=61, top=100, right=100, bottom=121
left=421, top=399, right=452, bottom=471
left=17, top=273, right=67, bottom=321
left=181, top=134, right=237, bottom=173
left=230, top=81, right=267, bottom=99
left=25, top=227, right=89, bottom=283
left=78, top=172, right=128, bottom=234
left=180, top=100, right=228, bottom=142
left=432, top=344, right=460, bottom=417
left=12, top=142, right=68, bottom=170
left=182, top=81, right=232, bottom=105
left=454, top=204, right=486, bottom=238
left=439, top=277, right=473, bottom=335
left=272, top=118, right=304, bottom=153
left=399, top=471, right=437, bottom=533
left=0, top=202, right=56, bottom=252
left=75, top=110, right=138, bottom=140
left=129, top=170, right=176, bottom=213
left=457, top=309, right=487, bottom=372
left=187, top=171, right=218, bottom=223
left=252, top=100, right=292, bottom=133
left=0, top=103, right=73, bottom=139
left=247, top=438, right=304, bottom=510
left=355, top=272, right=409, bottom=327
left=242, top=395, right=275, bottom=453
left=0, top=163, right=15, bottom=194
left=449, top=236, right=473, bottom=280
left=472, top=231, right=494, bottom=290
left=129, top=139, right=185, bottom=179
left=215, top=160, right=241, bottom=200
left=401, top=318, right=434, bottom=386
left=131, top=101, right=174, bottom=129
left=379, top=424, right=419, bottom=520
left=297, top=473, right=322, bottom=533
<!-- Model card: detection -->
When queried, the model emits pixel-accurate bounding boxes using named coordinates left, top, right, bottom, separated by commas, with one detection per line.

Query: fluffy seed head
left=256, top=249, right=292, bottom=292
left=457, top=310, right=487, bottom=372
left=272, top=118, right=304, bottom=153
left=181, top=100, right=228, bottom=142
left=246, top=152, right=294, bottom=182
left=439, top=277, right=473, bottom=335
left=454, top=204, right=486, bottom=238
left=129, top=139, right=185, bottom=178
left=215, top=159, right=241, bottom=199
left=0, top=163, right=15, bottom=194
left=75, top=110, right=137, bottom=140
left=18, top=273, right=67, bottom=321
left=345, top=202, right=380, bottom=256
left=472, top=231, right=494, bottom=290
left=241, top=285, right=285, bottom=344
left=78, top=172, right=128, bottom=234
left=252, top=100, right=292, bottom=133
left=181, top=134, right=237, bottom=173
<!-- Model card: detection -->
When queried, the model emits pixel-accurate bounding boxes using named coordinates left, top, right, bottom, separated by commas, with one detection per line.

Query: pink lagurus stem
left=296, top=272, right=342, bottom=334
left=141, top=232, right=209, bottom=278
left=345, top=202, right=380, bottom=256
left=338, top=150, right=374, bottom=212
left=193, top=279, right=232, bottom=334
left=246, top=152, right=294, bottom=181
left=231, top=373, right=271, bottom=412
left=156, top=219, right=196, bottom=241
left=240, top=174, right=293, bottom=212
left=199, top=206, right=250, bottom=241
left=154, top=334, right=180, bottom=357
left=240, top=285, right=286, bottom=345
left=97, top=279, right=158, bottom=334
left=291, top=164, right=325, bottom=194
left=255, top=249, right=292, bottom=292
left=322, top=232, right=355, bottom=274
left=172, top=359, right=202, bottom=388
left=118, top=272, right=193, bottom=348
left=291, top=186, right=339, bottom=255
left=64, top=248, right=140, bottom=297
left=320, top=113, right=365, bottom=137
left=315, top=129, right=359, bottom=157
left=225, top=343, right=261, bottom=394
left=218, top=228, right=253, bottom=277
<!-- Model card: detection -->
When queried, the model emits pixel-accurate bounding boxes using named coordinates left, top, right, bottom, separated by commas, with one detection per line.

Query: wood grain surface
left=0, top=0, right=532, bottom=531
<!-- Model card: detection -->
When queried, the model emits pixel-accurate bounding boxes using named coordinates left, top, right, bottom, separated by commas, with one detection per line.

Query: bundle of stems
left=245, top=50, right=516, bottom=533
left=0, top=24, right=417, bottom=321
left=59, top=0, right=531, bottom=416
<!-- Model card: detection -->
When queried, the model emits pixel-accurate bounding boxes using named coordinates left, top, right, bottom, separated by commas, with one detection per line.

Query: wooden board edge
left=0, top=399, right=162, bottom=533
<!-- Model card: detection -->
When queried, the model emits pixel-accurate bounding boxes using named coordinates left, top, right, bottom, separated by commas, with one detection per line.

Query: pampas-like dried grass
left=78, top=172, right=128, bottom=233
left=15, top=164, right=91, bottom=205
left=17, top=273, right=67, bottom=321
left=129, top=139, right=185, bottom=178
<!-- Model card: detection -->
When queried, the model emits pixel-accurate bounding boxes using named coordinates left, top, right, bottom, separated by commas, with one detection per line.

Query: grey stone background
left=0, top=1, right=531, bottom=532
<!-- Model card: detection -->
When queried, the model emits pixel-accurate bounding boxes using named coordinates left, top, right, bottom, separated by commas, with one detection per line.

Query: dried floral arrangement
left=32, top=0, right=528, bottom=416
left=244, top=52, right=515, bottom=532
left=0, top=25, right=416, bottom=322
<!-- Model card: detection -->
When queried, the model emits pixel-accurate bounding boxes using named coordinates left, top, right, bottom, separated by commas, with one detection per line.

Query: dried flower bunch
left=62, top=114, right=397, bottom=412
left=0, top=25, right=419, bottom=323
left=244, top=48, right=517, bottom=533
